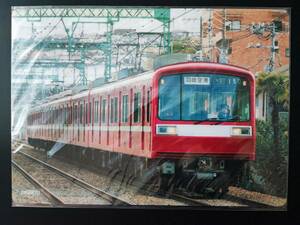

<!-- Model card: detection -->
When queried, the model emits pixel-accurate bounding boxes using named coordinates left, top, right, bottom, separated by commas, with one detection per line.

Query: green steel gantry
left=12, top=7, right=171, bottom=82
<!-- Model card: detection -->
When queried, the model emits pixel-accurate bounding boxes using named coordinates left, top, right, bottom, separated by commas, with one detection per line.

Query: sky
left=12, top=8, right=209, bottom=85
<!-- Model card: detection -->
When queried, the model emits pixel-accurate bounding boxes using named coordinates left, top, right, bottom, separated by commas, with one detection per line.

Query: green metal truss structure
left=12, top=7, right=171, bottom=82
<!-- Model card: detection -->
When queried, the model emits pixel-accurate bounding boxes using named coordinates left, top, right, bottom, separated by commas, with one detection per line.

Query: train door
left=86, top=98, right=91, bottom=147
left=50, top=108, right=53, bottom=140
left=84, top=100, right=88, bottom=145
left=68, top=103, right=72, bottom=144
left=141, top=86, right=146, bottom=151
left=129, top=89, right=133, bottom=150
left=90, top=96, right=94, bottom=145
left=100, top=96, right=107, bottom=147
left=132, top=88, right=142, bottom=152
left=64, top=104, right=68, bottom=142
left=98, top=96, right=103, bottom=145
left=72, top=102, right=78, bottom=145
left=92, top=96, right=99, bottom=147
left=144, top=87, right=152, bottom=152
left=77, top=101, right=81, bottom=144
left=107, top=95, right=110, bottom=147
left=120, top=92, right=130, bottom=152
left=79, top=101, right=84, bottom=144
left=112, top=93, right=120, bottom=151
left=109, top=94, right=116, bottom=151
left=59, top=106, right=62, bottom=140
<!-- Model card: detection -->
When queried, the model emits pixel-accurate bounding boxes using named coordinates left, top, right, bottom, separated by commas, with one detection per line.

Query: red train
left=26, top=62, right=256, bottom=196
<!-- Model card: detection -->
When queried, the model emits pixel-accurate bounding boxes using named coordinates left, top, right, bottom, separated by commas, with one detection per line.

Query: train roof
left=29, top=62, right=253, bottom=112
left=29, top=70, right=154, bottom=112
left=155, top=61, right=253, bottom=76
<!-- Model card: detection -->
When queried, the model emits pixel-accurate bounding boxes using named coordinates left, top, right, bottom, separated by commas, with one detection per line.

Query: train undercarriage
left=28, top=138, right=248, bottom=198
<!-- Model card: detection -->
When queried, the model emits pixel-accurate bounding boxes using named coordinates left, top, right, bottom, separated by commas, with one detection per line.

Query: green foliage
left=247, top=118, right=288, bottom=197
left=172, top=40, right=197, bottom=54
left=256, top=71, right=289, bottom=109
left=247, top=71, right=289, bottom=197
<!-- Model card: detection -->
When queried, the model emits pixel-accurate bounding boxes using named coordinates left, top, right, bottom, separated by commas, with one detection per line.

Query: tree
left=255, top=71, right=289, bottom=196
left=256, top=71, right=289, bottom=152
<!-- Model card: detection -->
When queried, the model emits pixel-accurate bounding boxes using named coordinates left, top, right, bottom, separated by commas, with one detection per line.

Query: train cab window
left=159, top=74, right=250, bottom=121
left=158, top=75, right=181, bottom=120
left=122, top=95, right=128, bottom=123
left=133, top=92, right=141, bottom=123
left=102, top=99, right=106, bottom=123
left=94, top=101, right=99, bottom=123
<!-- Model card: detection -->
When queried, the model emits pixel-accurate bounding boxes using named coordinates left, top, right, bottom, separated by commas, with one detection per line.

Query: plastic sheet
left=11, top=6, right=289, bottom=209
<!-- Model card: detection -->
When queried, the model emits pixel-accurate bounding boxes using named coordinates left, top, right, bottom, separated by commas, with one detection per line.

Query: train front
left=151, top=62, right=256, bottom=194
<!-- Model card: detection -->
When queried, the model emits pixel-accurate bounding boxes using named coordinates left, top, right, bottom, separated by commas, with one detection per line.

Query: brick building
left=201, top=9, right=290, bottom=119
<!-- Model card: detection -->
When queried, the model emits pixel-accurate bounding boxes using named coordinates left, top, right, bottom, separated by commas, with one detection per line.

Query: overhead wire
left=117, top=8, right=196, bottom=65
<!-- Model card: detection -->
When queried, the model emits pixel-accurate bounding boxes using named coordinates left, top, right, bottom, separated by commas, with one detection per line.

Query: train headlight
left=231, top=127, right=252, bottom=136
left=157, top=125, right=177, bottom=135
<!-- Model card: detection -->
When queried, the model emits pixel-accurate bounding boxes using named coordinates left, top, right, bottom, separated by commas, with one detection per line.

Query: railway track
left=12, top=140, right=285, bottom=208
left=13, top=151, right=134, bottom=206
left=132, top=182, right=276, bottom=208
left=12, top=161, right=64, bottom=206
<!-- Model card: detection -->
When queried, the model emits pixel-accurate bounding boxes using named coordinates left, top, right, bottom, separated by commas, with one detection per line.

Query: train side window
left=114, top=97, right=118, bottom=123
left=122, top=95, right=128, bottom=123
left=80, top=104, right=83, bottom=124
left=146, top=90, right=151, bottom=123
left=101, top=99, right=106, bottom=123
left=85, top=103, right=88, bottom=124
left=64, top=106, right=67, bottom=124
left=69, top=106, right=73, bottom=124
left=133, top=92, right=141, bottom=123
left=74, top=105, right=78, bottom=124
left=89, top=102, right=92, bottom=124
left=110, top=98, right=114, bottom=123
left=62, top=107, right=64, bottom=124
left=94, top=100, right=99, bottom=123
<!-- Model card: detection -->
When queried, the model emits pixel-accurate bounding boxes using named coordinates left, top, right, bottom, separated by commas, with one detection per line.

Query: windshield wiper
left=194, top=118, right=222, bottom=125
left=227, top=115, right=241, bottom=121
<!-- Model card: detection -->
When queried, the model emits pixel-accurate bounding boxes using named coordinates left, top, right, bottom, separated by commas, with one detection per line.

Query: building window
left=122, top=95, right=128, bottom=123
left=273, top=19, right=283, bottom=32
left=285, top=48, right=290, bottom=57
left=133, top=92, right=141, bottom=123
left=226, top=20, right=241, bottom=31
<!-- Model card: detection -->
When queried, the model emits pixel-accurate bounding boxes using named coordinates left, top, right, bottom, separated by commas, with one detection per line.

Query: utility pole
left=208, top=9, right=212, bottom=61
left=268, top=22, right=276, bottom=72
left=199, top=16, right=203, bottom=61
left=249, top=22, right=277, bottom=72
left=220, top=8, right=228, bottom=64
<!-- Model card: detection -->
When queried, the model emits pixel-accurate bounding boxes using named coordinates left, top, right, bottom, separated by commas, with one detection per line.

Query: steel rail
left=12, top=161, right=65, bottom=206
left=224, top=194, right=281, bottom=209
left=17, top=151, right=134, bottom=206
